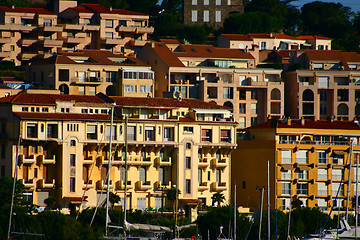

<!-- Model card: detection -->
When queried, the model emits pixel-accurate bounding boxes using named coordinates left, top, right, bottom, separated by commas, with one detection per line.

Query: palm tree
left=166, top=187, right=180, bottom=217
left=211, top=191, right=225, bottom=207
left=109, top=192, right=120, bottom=209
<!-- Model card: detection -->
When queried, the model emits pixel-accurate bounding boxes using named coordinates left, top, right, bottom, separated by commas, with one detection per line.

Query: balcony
left=198, top=182, right=208, bottom=191
left=37, top=179, right=55, bottom=189
left=154, top=181, right=172, bottom=191
left=20, top=38, right=37, bottom=46
left=136, top=181, right=152, bottom=191
left=18, top=155, right=36, bottom=165
left=71, top=77, right=103, bottom=84
left=0, top=24, right=35, bottom=31
left=155, top=157, right=172, bottom=168
left=0, top=38, right=11, bottom=44
left=101, top=37, right=126, bottom=46
left=115, top=180, right=133, bottom=190
left=37, top=25, right=63, bottom=32
left=37, top=155, right=56, bottom=165
left=82, top=25, right=100, bottom=31
left=211, top=158, right=227, bottom=169
left=82, top=179, right=94, bottom=189
left=63, top=24, right=83, bottom=31
left=198, top=158, right=208, bottom=168
left=64, top=37, right=86, bottom=44
left=21, top=179, right=35, bottom=188
left=83, top=155, right=94, bottom=165
left=41, top=39, right=63, bottom=47
left=136, top=26, right=154, bottom=34
left=96, top=180, right=114, bottom=190
left=20, top=52, right=37, bottom=60
left=130, top=39, right=147, bottom=47
left=211, top=182, right=227, bottom=192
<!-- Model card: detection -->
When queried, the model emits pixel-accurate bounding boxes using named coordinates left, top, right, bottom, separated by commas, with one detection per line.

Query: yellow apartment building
left=27, top=49, right=154, bottom=97
left=0, top=90, right=236, bottom=221
left=232, top=118, right=360, bottom=213
left=137, top=41, right=284, bottom=129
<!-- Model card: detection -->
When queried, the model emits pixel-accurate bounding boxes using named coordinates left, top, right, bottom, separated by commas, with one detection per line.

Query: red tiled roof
left=110, top=96, right=230, bottom=110
left=295, top=35, right=332, bottom=40
left=221, top=34, right=252, bottom=41
left=0, top=93, right=108, bottom=105
left=305, top=50, right=343, bottom=61
left=30, top=50, right=148, bottom=67
left=67, top=7, right=93, bottom=13
left=150, top=42, right=185, bottom=67
left=0, top=6, right=55, bottom=15
left=250, top=119, right=360, bottom=131
left=80, top=3, right=147, bottom=16
left=342, top=52, right=360, bottom=63
left=160, top=39, right=180, bottom=44
left=14, top=112, right=116, bottom=121
left=175, top=44, right=254, bottom=60
left=248, top=33, right=274, bottom=39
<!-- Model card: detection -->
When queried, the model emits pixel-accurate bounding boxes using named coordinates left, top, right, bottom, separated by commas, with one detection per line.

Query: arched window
left=59, top=84, right=69, bottom=94
left=337, top=103, right=348, bottom=115
left=271, top=88, right=281, bottom=100
left=302, top=89, right=314, bottom=101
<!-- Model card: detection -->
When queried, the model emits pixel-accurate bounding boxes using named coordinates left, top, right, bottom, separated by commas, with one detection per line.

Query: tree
left=166, top=187, right=180, bottom=217
left=109, top=192, right=120, bottom=209
left=291, top=197, right=302, bottom=209
left=211, top=191, right=225, bottom=207
left=44, top=196, right=57, bottom=210
left=0, top=176, right=25, bottom=208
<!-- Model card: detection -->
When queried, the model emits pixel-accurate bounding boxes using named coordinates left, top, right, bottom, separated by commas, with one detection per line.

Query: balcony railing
left=279, top=140, right=352, bottom=146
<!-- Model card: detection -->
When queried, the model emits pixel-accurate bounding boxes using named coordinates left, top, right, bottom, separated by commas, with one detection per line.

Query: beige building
left=137, top=41, right=284, bottom=129
left=285, top=50, right=360, bottom=120
left=0, top=3, right=153, bottom=65
left=27, top=49, right=154, bottom=97
left=0, top=91, right=236, bottom=220
left=183, top=0, right=244, bottom=29
left=232, top=118, right=360, bottom=212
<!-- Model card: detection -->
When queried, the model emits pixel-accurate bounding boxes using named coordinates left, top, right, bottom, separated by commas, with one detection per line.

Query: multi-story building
left=232, top=118, right=360, bottom=212
left=183, top=0, right=244, bottom=29
left=27, top=49, right=154, bottom=97
left=218, top=33, right=332, bottom=51
left=0, top=90, right=236, bottom=220
left=137, top=41, right=284, bottom=129
left=0, top=2, right=153, bottom=65
left=285, top=50, right=360, bottom=120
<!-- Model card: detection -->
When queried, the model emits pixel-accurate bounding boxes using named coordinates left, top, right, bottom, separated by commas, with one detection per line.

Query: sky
left=291, top=0, right=360, bottom=13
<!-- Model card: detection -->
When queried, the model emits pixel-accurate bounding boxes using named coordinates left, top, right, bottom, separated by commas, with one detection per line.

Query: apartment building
left=137, top=41, right=284, bottom=129
left=27, top=49, right=154, bottom=97
left=232, top=118, right=360, bottom=212
left=0, top=3, right=153, bottom=65
left=183, top=0, right=244, bottom=29
left=285, top=50, right=360, bottom=121
left=218, top=33, right=332, bottom=51
left=0, top=91, right=236, bottom=220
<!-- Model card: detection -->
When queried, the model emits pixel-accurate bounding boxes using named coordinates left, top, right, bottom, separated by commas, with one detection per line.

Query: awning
left=125, top=221, right=171, bottom=232
left=332, top=150, right=345, bottom=155
left=64, top=197, right=87, bottom=204
left=193, top=109, right=230, bottom=114
left=297, top=165, right=310, bottom=171
left=281, top=165, right=294, bottom=171
left=180, top=198, right=202, bottom=206
left=281, top=40, right=298, bottom=45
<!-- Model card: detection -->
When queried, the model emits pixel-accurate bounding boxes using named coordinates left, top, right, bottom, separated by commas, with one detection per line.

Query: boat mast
left=346, top=139, right=354, bottom=221
left=105, top=103, right=115, bottom=237
left=234, top=184, right=236, bottom=240
left=356, top=138, right=358, bottom=240
left=123, top=117, right=128, bottom=238
left=267, top=160, right=270, bottom=240
left=258, top=187, right=264, bottom=240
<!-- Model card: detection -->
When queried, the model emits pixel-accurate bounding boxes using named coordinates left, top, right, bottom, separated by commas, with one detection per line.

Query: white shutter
left=192, top=11, right=198, bottom=22
left=281, top=150, right=292, bottom=163
left=318, top=76, right=329, bottom=88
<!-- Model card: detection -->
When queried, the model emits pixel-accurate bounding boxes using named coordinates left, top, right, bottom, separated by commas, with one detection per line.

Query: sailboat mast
left=259, top=187, right=264, bottom=240
left=346, top=139, right=354, bottom=221
left=234, top=184, right=237, bottom=240
left=267, top=160, right=270, bottom=240
left=105, top=104, right=115, bottom=237
left=123, top=117, right=128, bottom=238
left=356, top=138, right=358, bottom=240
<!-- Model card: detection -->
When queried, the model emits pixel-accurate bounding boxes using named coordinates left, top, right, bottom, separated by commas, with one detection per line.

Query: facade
left=137, top=41, right=284, bottom=129
left=0, top=3, right=153, bottom=65
left=183, top=0, right=244, bottom=29
left=218, top=33, right=332, bottom=51
left=0, top=91, right=236, bottom=220
left=232, top=118, right=360, bottom=212
left=27, top=49, right=154, bottom=97
left=284, top=50, right=360, bottom=121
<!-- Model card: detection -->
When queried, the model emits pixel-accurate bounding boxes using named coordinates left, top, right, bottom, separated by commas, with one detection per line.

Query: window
left=251, top=90, right=257, bottom=100
left=105, top=32, right=113, bottom=39
left=318, top=151, right=327, bottom=164
left=201, top=129, right=212, bottom=142
left=106, top=71, right=116, bottom=83
left=333, top=153, right=344, bottom=165
left=296, top=150, right=307, bottom=164
left=318, top=182, right=328, bottom=196
left=297, top=182, right=308, bottom=195
left=125, top=85, right=137, bottom=93
left=227, top=0, right=231, bottom=5
left=239, top=103, right=246, bottom=113
left=70, top=154, right=76, bottom=166
left=140, top=85, right=152, bottom=93
left=59, top=69, right=69, bottom=81
left=27, top=123, right=37, bottom=138
left=332, top=169, right=343, bottom=181
left=183, top=126, right=194, bottom=133
left=192, top=0, right=197, bottom=5
left=140, top=167, right=147, bottom=184
left=137, top=197, right=146, bottom=210
left=127, top=126, right=136, bottom=141
left=320, top=104, right=327, bottom=115
left=159, top=167, right=165, bottom=185
left=10, top=17, right=15, bottom=23
left=105, top=19, right=113, bottom=28
left=332, top=183, right=344, bottom=196
left=47, top=124, right=58, bottom=138
left=223, top=87, right=233, bottom=99
left=320, top=91, right=327, bottom=101
left=70, top=177, right=75, bottom=192
left=22, top=107, right=28, bottom=112
left=251, top=117, right=257, bottom=125
left=11, top=45, right=15, bottom=51
left=164, top=127, right=174, bottom=141
left=42, top=108, right=48, bottom=112
left=145, top=126, right=155, bottom=141
left=192, top=10, right=198, bottom=22
left=281, top=150, right=292, bottom=163
left=239, top=90, right=246, bottom=100
left=216, top=169, right=221, bottom=184
left=87, top=125, right=97, bottom=139
left=216, top=0, right=221, bottom=5
left=318, top=76, right=329, bottom=88
left=220, top=129, right=231, bottom=142
left=296, top=170, right=308, bottom=180
left=239, top=117, right=245, bottom=128
left=251, top=103, right=257, bottom=114
left=260, top=42, right=267, bottom=50
left=204, top=0, right=209, bottom=5
left=281, top=170, right=291, bottom=179
left=186, top=143, right=191, bottom=149
left=203, top=10, right=209, bottom=22
left=186, top=179, right=191, bottom=194
left=281, top=181, right=291, bottom=195
left=198, top=168, right=203, bottom=184
left=44, top=19, right=52, bottom=26
left=105, top=125, right=116, bottom=140
left=186, top=157, right=191, bottom=169
left=70, top=140, right=76, bottom=146
left=318, top=168, right=328, bottom=180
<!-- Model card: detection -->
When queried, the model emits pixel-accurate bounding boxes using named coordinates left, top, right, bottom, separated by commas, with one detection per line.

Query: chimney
left=300, top=117, right=305, bottom=126
left=287, top=117, right=291, bottom=125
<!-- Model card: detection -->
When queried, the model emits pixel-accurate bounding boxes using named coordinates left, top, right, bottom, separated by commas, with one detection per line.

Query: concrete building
left=183, top=0, right=244, bottom=29
left=0, top=3, right=153, bottom=65
left=284, top=50, right=360, bottom=121
left=137, top=41, right=284, bottom=129
left=232, top=118, right=360, bottom=212
left=0, top=91, right=236, bottom=220
left=27, top=49, right=154, bottom=97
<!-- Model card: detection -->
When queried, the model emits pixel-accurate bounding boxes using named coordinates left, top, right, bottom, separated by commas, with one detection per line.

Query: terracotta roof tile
left=0, top=6, right=55, bottom=15
left=67, top=7, right=93, bottom=13
left=160, top=39, right=180, bottom=44
left=80, top=3, right=147, bottom=16
left=221, top=34, right=252, bottom=41
left=295, top=35, right=332, bottom=40
left=14, top=112, right=116, bottom=121
left=150, top=42, right=185, bottom=67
